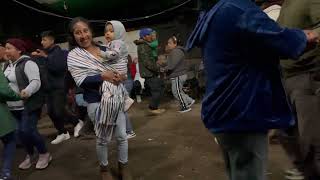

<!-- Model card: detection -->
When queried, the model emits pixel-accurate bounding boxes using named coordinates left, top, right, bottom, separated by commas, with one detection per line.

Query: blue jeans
left=12, top=109, right=47, bottom=155
left=87, top=103, right=128, bottom=166
left=215, top=133, right=268, bottom=180
left=75, top=94, right=88, bottom=107
left=1, top=131, right=16, bottom=177
left=123, top=79, right=133, bottom=94
left=125, top=113, right=133, bottom=133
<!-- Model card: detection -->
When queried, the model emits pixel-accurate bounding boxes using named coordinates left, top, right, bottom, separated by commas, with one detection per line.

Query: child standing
left=165, top=35, right=195, bottom=113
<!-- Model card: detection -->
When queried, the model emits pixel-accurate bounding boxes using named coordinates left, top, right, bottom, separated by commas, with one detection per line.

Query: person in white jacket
left=260, top=0, right=283, bottom=21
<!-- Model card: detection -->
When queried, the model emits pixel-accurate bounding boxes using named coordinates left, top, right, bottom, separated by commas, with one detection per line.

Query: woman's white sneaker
left=74, top=120, right=84, bottom=137
left=51, top=132, right=70, bottom=144
left=18, top=155, right=32, bottom=170
left=36, top=153, right=52, bottom=169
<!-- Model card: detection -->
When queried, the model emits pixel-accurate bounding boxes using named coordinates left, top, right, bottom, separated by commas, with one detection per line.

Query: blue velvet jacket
left=186, top=0, right=307, bottom=133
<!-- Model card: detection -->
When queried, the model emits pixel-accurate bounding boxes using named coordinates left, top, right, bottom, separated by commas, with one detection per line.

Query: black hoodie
left=45, top=45, right=68, bottom=90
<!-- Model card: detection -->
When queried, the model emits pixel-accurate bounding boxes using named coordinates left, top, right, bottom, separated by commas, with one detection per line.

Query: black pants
left=77, top=106, right=87, bottom=121
left=281, top=72, right=320, bottom=179
left=47, top=90, right=79, bottom=135
left=132, top=80, right=142, bottom=97
left=215, top=133, right=268, bottom=180
left=144, top=77, right=164, bottom=110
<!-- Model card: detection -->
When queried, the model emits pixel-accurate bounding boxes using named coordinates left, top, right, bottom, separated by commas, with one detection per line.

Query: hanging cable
left=12, top=0, right=73, bottom=20
left=12, top=0, right=193, bottom=23
left=118, top=0, right=193, bottom=22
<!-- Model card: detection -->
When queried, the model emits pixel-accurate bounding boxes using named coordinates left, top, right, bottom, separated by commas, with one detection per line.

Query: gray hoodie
left=166, top=46, right=188, bottom=78
left=101, top=20, right=128, bottom=75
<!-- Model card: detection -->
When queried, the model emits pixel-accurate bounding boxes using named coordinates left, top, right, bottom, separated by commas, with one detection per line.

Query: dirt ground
left=9, top=99, right=292, bottom=180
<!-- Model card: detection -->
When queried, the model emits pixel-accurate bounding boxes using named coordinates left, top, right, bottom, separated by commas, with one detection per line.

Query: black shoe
left=178, top=107, right=192, bottom=113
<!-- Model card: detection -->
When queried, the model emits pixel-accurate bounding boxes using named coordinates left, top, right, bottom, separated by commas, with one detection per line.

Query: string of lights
left=12, top=0, right=193, bottom=23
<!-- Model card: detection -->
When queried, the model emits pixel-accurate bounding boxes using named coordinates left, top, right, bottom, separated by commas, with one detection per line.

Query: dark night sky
left=0, top=0, right=198, bottom=43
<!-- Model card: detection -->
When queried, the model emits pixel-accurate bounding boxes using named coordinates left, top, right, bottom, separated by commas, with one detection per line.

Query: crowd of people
left=0, top=10, right=195, bottom=179
left=0, top=0, right=320, bottom=180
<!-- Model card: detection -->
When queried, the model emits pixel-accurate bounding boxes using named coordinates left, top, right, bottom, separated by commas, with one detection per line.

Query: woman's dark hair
left=169, top=34, right=183, bottom=46
left=68, top=17, right=93, bottom=50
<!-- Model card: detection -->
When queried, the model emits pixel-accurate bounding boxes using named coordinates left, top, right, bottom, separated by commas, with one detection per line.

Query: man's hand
left=303, top=30, right=319, bottom=51
left=20, top=89, right=30, bottom=99
left=304, top=30, right=319, bottom=44
left=157, top=55, right=167, bottom=67
left=31, top=49, right=48, bottom=58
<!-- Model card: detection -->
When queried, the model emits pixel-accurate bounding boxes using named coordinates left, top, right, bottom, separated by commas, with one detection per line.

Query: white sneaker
left=51, top=132, right=70, bottom=144
left=74, top=120, right=84, bottom=137
left=19, top=155, right=32, bottom=170
left=285, top=169, right=303, bottom=176
left=187, top=99, right=195, bottom=108
left=136, top=95, right=142, bottom=103
left=285, top=175, right=305, bottom=180
left=124, top=97, right=134, bottom=112
left=127, top=132, right=136, bottom=139
left=285, top=168, right=304, bottom=180
left=36, top=153, right=52, bottom=169
left=214, top=137, right=219, bottom=145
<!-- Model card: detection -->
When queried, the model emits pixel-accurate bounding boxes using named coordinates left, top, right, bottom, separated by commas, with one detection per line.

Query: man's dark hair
left=41, top=30, right=56, bottom=40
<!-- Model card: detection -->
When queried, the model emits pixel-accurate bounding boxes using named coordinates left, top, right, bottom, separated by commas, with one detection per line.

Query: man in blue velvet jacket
left=186, top=0, right=319, bottom=179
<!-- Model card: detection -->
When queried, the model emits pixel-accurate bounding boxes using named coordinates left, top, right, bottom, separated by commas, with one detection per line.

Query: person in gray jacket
left=165, top=35, right=195, bottom=113
left=4, top=38, right=51, bottom=170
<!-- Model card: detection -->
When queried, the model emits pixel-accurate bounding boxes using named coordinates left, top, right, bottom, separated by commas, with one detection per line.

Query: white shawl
left=67, top=47, right=125, bottom=140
